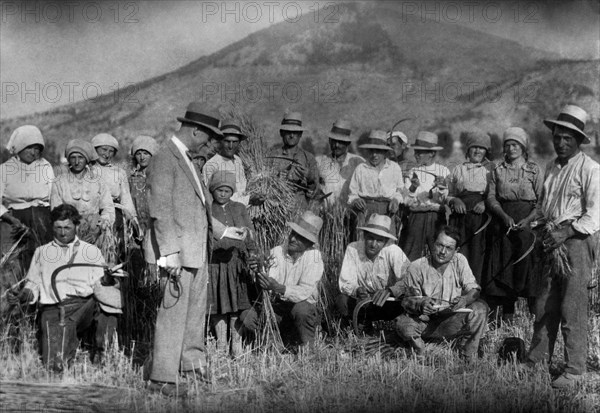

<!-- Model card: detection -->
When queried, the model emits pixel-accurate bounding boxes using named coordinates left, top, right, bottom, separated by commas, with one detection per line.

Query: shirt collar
left=52, top=235, right=80, bottom=248
left=171, top=135, right=189, bottom=153
left=553, top=151, right=583, bottom=167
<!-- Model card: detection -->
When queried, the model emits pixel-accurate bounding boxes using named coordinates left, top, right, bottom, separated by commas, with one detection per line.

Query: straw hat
left=328, top=119, right=353, bottom=142
left=131, top=135, right=159, bottom=156
left=6, top=125, right=45, bottom=154
left=220, top=120, right=247, bottom=141
left=280, top=112, right=306, bottom=132
left=357, top=214, right=397, bottom=241
left=177, top=101, right=224, bottom=138
left=91, top=133, right=119, bottom=151
left=543, top=104, right=590, bottom=144
left=209, top=171, right=237, bottom=193
left=503, top=127, right=529, bottom=149
left=287, top=211, right=323, bottom=244
left=359, top=130, right=393, bottom=151
left=411, top=131, right=443, bottom=151
left=93, top=283, right=123, bottom=314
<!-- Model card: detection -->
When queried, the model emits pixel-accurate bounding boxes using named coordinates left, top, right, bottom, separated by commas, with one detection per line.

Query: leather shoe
left=147, top=381, right=188, bottom=398
left=551, top=373, right=582, bottom=389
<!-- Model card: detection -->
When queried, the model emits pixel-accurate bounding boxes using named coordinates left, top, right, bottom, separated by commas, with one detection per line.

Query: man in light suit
left=146, top=102, right=243, bottom=397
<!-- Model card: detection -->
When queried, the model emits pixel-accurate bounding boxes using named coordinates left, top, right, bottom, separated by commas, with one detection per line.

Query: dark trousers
left=336, top=294, right=403, bottom=321
left=395, top=300, right=489, bottom=359
left=527, top=235, right=594, bottom=375
left=39, top=297, right=117, bottom=371
left=272, top=300, right=319, bottom=346
left=150, top=267, right=207, bottom=383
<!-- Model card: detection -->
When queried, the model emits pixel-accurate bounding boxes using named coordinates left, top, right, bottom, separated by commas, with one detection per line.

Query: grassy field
left=1, top=300, right=599, bottom=412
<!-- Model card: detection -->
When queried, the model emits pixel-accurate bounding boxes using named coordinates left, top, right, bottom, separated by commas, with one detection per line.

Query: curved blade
left=388, top=117, right=414, bottom=134
left=352, top=297, right=373, bottom=336
left=474, top=213, right=492, bottom=235
left=512, top=231, right=537, bottom=266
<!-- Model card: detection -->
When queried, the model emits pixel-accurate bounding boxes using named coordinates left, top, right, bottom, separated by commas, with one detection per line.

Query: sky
left=1, top=0, right=598, bottom=120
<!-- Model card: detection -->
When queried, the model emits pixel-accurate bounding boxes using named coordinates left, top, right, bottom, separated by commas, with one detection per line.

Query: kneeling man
left=257, top=211, right=324, bottom=346
left=7, top=204, right=122, bottom=371
left=337, top=214, right=409, bottom=323
left=393, top=225, right=488, bottom=361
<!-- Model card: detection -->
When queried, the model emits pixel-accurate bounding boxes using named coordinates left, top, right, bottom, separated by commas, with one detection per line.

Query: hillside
left=1, top=2, right=597, bottom=164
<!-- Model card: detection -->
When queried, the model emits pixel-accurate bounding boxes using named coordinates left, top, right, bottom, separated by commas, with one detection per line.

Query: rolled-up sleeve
left=573, top=161, right=600, bottom=235
left=338, top=245, right=359, bottom=296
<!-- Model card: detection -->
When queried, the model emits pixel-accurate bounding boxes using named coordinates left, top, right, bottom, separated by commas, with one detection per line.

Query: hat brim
left=543, top=119, right=590, bottom=144
left=411, top=145, right=443, bottom=151
left=359, top=144, right=393, bottom=151
left=328, top=133, right=352, bottom=142
left=221, top=128, right=247, bottom=140
left=287, top=222, right=318, bottom=244
left=280, top=125, right=306, bottom=132
left=357, top=226, right=397, bottom=241
left=177, top=117, right=224, bottom=138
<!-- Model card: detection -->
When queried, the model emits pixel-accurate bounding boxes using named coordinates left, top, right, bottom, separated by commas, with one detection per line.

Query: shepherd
left=525, top=105, right=600, bottom=389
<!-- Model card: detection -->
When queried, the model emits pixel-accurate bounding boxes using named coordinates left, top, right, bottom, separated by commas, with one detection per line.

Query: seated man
left=392, top=225, right=488, bottom=362
left=255, top=211, right=324, bottom=347
left=7, top=204, right=123, bottom=371
left=337, top=214, right=409, bottom=327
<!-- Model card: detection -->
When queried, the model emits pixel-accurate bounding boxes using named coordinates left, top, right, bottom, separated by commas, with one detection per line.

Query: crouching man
left=337, top=214, right=409, bottom=327
left=252, top=211, right=324, bottom=347
left=393, top=225, right=488, bottom=362
left=7, top=204, right=122, bottom=371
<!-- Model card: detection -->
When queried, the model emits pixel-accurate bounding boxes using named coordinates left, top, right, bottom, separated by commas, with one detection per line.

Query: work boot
left=551, top=373, right=583, bottom=389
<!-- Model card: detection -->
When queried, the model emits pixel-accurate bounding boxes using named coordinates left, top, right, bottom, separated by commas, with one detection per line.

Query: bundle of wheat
left=317, top=201, right=351, bottom=333
left=541, top=221, right=573, bottom=280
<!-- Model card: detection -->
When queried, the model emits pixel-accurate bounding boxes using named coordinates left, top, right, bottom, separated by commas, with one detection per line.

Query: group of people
left=1, top=101, right=598, bottom=396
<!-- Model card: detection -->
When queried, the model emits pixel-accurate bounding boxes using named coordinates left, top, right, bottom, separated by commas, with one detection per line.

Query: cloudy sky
left=1, top=0, right=598, bottom=119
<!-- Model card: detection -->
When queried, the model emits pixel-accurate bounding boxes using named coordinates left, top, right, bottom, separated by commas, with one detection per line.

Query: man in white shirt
left=316, top=119, right=364, bottom=206
left=337, top=214, right=409, bottom=328
left=526, top=105, right=600, bottom=389
left=7, top=204, right=122, bottom=371
left=256, top=211, right=324, bottom=347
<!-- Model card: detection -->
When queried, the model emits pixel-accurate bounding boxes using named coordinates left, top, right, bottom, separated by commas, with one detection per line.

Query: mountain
left=1, top=2, right=597, bottom=164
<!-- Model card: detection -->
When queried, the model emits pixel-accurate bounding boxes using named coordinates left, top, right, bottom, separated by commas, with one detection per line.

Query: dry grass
left=1, top=303, right=599, bottom=412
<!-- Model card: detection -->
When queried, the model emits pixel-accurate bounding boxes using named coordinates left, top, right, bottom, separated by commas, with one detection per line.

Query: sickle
left=474, top=213, right=492, bottom=235
left=512, top=231, right=537, bottom=266
left=388, top=117, right=414, bottom=134
left=352, top=297, right=374, bottom=336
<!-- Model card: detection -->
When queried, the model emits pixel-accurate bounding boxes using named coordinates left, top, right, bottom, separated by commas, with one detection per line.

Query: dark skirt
left=450, top=193, right=487, bottom=284
left=208, top=241, right=252, bottom=315
left=402, top=209, right=445, bottom=261
left=483, top=200, right=539, bottom=297
left=0, top=206, right=52, bottom=272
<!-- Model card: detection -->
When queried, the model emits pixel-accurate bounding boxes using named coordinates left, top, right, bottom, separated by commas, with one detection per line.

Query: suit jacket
left=146, top=138, right=223, bottom=269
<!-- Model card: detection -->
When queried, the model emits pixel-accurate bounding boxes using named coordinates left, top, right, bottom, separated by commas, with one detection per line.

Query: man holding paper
left=392, top=225, right=489, bottom=362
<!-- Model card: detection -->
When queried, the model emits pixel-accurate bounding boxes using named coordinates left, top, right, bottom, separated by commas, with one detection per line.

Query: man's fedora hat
left=359, top=130, right=393, bottom=151
left=543, top=105, right=590, bottom=144
left=358, top=214, right=397, bottom=241
left=328, top=119, right=353, bottom=142
left=280, top=112, right=306, bottom=132
left=287, top=211, right=323, bottom=245
left=177, top=102, right=224, bottom=138
left=411, top=131, right=443, bottom=151
left=220, top=120, right=247, bottom=141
